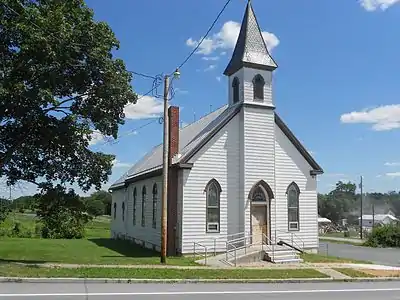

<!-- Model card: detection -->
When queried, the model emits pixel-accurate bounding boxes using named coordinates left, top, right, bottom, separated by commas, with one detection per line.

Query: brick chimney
left=168, top=106, right=180, bottom=163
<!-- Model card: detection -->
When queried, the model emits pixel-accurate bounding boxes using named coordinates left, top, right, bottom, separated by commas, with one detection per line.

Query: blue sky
left=2, top=0, right=400, bottom=198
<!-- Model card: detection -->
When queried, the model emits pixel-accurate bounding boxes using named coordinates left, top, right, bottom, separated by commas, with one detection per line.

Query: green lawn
left=0, top=213, right=195, bottom=266
left=333, top=268, right=374, bottom=278
left=0, top=264, right=328, bottom=279
left=300, top=253, right=371, bottom=264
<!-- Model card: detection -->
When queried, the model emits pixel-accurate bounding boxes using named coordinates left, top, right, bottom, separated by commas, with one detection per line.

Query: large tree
left=0, top=0, right=137, bottom=192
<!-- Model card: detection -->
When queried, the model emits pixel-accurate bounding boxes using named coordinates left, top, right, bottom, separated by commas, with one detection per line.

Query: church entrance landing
left=249, top=181, right=273, bottom=245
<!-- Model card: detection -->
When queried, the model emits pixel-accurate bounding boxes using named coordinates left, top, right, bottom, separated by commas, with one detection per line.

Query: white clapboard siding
left=242, top=106, right=276, bottom=237
left=110, top=188, right=125, bottom=238
left=274, top=124, right=318, bottom=250
left=182, top=114, right=241, bottom=254
left=111, top=176, right=163, bottom=251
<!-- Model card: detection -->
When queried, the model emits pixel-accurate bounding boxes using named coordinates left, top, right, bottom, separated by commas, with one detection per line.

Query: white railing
left=192, top=232, right=248, bottom=259
left=193, top=242, right=208, bottom=265
left=275, top=229, right=305, bottom=252
left=225, top=233, right=272, bottom=266
left=262, top=234, right=275, bottom=262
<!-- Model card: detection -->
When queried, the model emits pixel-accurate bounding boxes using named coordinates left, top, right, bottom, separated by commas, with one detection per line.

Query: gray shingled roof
left=110, top=105, right=230, bottom=189
left=110, top=103, right=323, bottom=190
left=224, top=0, right=277, bottom=76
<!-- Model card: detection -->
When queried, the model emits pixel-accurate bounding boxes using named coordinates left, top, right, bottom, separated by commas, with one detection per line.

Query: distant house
left=358, top=214, right=399, bottom=228
left=109, top=1, right=323, bottom=255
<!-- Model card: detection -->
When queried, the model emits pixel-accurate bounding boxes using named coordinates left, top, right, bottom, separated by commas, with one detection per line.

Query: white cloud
left=88, top=130, right=105, bottom=146
left=386, top=172, right=400, bottom=177
left=124, top=95, right=163, bottom=120
left=216, top=76, right=222, bottom=82
left=186, top=21, right=279, bottom=56
left=376, top=174, right=383, bottom=178
left=340, top=104, right=400, bottom=131
left=202, top=56, right=220, bottom=61
left=112, top=159, right=132, bottom=168
left=385, top=162, right=400, bottom=166
left=360, top=0, right=400, bottom=11
left=220, top=51, right=227, bottom=56
left=204, top=64, right=217, bottom=72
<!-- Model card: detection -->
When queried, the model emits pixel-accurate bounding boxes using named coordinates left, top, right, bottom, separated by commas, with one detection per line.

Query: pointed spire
left=223, top=0, right=277, bottom=76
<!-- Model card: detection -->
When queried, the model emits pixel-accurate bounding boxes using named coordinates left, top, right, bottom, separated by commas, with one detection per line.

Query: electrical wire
left=129, top=71, right=157, bottom=80
left=95, top=119, right=158, bottom=149
left=175, top=0, right=233, bottom=72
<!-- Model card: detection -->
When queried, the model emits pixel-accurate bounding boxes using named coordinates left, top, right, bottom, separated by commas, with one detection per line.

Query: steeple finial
left=223, top=0, right=277, bottom=76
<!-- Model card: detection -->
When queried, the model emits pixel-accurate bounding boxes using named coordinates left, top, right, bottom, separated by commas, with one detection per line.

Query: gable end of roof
left=275, top=114, right=323, bottom=174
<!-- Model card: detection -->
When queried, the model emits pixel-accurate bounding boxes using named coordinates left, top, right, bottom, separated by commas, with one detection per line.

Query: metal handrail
left=193, top=242, right=208, bottom=265
left=275, top=229, right=305, bottom=251
left=225, top=233, right=273, bottom=266
left=262, top=233, right=275, bottom=262
left=194, top=231, right=249, bottom=256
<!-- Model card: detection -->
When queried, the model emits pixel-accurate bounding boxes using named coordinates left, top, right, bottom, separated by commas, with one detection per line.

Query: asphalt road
left=320, top=241, right=400, bottom=266
left=0, top=282, right=400, bottom=299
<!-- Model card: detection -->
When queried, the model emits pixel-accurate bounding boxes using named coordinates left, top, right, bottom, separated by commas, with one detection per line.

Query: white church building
left=109, top=1, right=323, bottom=256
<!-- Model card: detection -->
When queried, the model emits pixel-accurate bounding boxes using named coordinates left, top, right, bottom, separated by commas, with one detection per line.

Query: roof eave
left=223, top=61, right=277, bottom=77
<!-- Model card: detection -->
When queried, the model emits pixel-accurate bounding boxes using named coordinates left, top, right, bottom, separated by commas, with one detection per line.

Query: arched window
left=232, top=77, right=240, bottom=104
left=253, top=74, right=265, bottom=101
left=122, top=202, right=125, bottom=221
left=113, top=202, right=117, bottom=219
left=205, top=179, right=222, bottom=233
left=133, top=187, right=137, bottom=226
left=287, top=182, right=300, bottom=231
left=152, top=183, right=158, bottom=229
left=141, top=186, right=146, bottom=227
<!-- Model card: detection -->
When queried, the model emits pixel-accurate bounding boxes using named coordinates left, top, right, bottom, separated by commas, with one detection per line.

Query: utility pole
left=359, top=176, right=363, bottom=240
left=160, top=75, right=170, bottom=264
left=160, top=68, right=180, bottom=264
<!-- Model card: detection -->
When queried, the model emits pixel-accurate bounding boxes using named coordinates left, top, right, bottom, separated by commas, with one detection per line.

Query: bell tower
left=224, top=0, right=277, bottom=108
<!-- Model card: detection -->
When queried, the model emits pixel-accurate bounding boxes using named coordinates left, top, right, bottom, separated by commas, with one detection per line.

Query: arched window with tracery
left=205, top=179, right=222, bottom=233
left=287, top=182, right=300, bottom=231
left=152, top=183, right=158, bottom=229
left=141, top=186, right=146, bottom=227
left=122, top=202, right=125, bottom=221
left=133, top=187, right=137, bottom=225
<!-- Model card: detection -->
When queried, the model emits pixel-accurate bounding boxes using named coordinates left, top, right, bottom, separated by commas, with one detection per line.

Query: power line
left=95, top=118, right=159, bottom=148
left=176, top=0, right=233, bottom=71
left=129, top=71, right=157, bottom=80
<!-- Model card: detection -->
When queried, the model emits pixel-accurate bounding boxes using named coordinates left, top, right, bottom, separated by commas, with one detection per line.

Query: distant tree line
left=0, top=190, right=112, bottom=239
left=318, top=181, right=400, bottom=225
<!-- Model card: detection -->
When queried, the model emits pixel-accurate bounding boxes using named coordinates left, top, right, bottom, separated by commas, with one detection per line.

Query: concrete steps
left=264, top=246, right=303, bottom=264
left=195, top=244, right=303, bottom=267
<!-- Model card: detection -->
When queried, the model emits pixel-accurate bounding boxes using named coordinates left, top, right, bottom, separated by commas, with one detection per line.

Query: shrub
left=364, top=223, right=400, bottom=248
left=36, top=185, right=91, bottom=239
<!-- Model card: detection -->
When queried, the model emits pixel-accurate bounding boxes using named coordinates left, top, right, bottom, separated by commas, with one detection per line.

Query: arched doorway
left=248, top=181, right=273, bottom=245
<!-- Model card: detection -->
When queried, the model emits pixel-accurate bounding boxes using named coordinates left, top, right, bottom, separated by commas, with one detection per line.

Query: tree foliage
left=364, top=223, right=400, bottom=248
left=318, top=180, right=400, bottom=225
left=36, top=185, right=91, bottom=239
left=89, top=190, right=112, bottom=215
left=0, top=0, right=137, bottom=192
left=0, top=198, right=11, bottom=223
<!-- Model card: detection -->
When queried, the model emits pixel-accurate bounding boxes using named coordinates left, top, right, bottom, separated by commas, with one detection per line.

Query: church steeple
left=223, top=0, right=277, bottom=76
